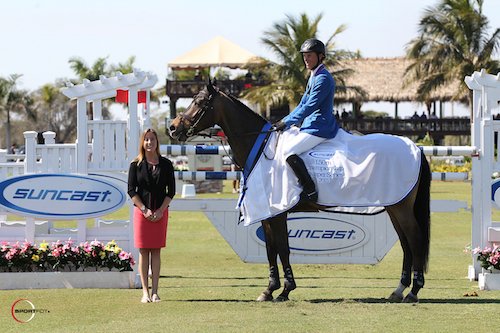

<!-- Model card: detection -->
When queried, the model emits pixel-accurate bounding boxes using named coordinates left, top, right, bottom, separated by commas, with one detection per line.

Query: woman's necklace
left=146, top=156, right=159, bottom=171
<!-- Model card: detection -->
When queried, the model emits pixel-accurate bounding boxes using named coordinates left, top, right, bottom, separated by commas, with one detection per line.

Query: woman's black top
left=127, top=156, right=176, bottom=210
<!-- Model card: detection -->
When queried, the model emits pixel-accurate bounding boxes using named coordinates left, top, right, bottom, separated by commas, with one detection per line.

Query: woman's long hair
left=133, top=128, right=161, bottom=166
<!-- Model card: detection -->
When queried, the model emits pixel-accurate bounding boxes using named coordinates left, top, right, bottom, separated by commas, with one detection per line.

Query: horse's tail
left=414, top=150, right=431, bottom=272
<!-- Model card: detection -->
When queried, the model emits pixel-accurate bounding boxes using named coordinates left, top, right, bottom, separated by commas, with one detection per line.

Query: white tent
left=167, top=36, right=259, bottom=69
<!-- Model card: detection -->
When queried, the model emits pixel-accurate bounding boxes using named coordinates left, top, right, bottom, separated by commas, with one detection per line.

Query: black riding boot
left=286, top=154, right=318, bottom=202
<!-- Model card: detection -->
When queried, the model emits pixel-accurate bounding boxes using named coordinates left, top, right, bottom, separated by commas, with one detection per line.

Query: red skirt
left=133, top=207, right=169, bottom=248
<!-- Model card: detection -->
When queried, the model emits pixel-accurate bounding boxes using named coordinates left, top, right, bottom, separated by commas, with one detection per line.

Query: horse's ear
left=207, top=78, right=216, bottom=95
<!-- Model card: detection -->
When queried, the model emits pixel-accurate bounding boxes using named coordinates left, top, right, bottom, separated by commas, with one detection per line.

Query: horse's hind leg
left=257, top=219, right=281, bottom=302
left=386, top=210, right=412, bottom=303
left=387, top=202, right=427, bottom=303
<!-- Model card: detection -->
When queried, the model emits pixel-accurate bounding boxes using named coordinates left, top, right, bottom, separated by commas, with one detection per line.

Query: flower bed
left=0, top=270, right=136, bottom=289
left=473, top=243, right=500, bottom=271
left=0, top=239, right=135, bottom=273
left=473, top=244, right=500, bottom=290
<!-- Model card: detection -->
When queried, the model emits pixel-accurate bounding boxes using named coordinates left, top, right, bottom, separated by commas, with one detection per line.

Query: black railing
left=339, top=118, right=471, bottom=137
left=166, top=79, right=265, bottom=99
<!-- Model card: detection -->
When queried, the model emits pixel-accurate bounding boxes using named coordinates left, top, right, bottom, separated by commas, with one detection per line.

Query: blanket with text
left=238, top=128, right=421, bottom=226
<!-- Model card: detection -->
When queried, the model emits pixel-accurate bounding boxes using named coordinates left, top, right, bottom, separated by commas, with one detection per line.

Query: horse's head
left=169, top=82, right=218, bottom=142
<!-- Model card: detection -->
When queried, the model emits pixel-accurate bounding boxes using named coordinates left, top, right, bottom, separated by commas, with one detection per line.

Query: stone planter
left=0, top=271, right=137, bottom=290
left=478, top=268, right=500, bottom=290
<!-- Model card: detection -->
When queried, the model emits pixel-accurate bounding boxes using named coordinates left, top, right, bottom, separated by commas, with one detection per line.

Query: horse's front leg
left=256, top=220, right=281, bottom=302
left=271, top=213, right=296, bottom=302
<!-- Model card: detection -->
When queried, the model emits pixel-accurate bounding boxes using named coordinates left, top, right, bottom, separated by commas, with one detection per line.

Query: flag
left=115, top=90, right=147, bottom=104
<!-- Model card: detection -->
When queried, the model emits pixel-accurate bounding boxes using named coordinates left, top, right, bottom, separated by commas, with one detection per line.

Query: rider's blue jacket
left=282, top=64, right=338, bottom=139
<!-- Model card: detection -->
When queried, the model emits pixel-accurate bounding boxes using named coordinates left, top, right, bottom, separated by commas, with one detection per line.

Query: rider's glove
left=273, top=120, right=287, bottom=132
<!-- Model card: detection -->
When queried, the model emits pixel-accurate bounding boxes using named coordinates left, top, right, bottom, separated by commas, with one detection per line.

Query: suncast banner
left=253, top=214, right=369, bottom=254
left=0, top=174, right=126, bottom=219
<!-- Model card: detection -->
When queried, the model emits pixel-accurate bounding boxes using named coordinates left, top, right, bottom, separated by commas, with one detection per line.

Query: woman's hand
left=149, top=209, right=163, bottom=222
left=144, top=208, right=156, bottom=222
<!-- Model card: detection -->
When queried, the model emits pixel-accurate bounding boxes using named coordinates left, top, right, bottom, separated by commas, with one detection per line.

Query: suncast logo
left=308, top=151, right=334, bottom=159
left=492, top=178, right=500, bottom=208
left=254, top=214, right=369, bottom=253
left=0, top=174, right=126, bottom=219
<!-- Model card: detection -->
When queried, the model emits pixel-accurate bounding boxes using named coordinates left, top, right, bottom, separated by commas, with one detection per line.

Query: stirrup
left=301, top=189, right=318, bottom=202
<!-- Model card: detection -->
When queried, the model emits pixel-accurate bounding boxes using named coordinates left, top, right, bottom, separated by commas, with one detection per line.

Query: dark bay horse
left=169, top=82, right=431, bottom=303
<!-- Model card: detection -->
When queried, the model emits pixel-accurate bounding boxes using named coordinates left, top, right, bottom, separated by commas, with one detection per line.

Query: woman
left=273, top=38, right=339, bottom=202
left=128, top=128, right=176, bottom=303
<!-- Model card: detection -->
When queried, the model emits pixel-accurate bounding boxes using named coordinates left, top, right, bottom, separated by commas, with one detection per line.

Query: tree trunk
left=5, top=108, right=11, bottom=150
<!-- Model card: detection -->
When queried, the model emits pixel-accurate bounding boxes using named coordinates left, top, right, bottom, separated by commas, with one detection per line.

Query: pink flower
left=489, top=252, right=500, bottom=265
left=118, top=251, right=130, bottom=260
left=5, top=251, right=14, bottom=260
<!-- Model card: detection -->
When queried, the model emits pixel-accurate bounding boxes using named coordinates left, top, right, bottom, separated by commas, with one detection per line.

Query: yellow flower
left=32, top=254, right=40, bottom=262
left=99, top=251, right=106, bottom=259
left=39, top=241, right=49, bottom=252
left=105, top=240, right=117, bottom=251
left=113, top=247, right=122, bottom=254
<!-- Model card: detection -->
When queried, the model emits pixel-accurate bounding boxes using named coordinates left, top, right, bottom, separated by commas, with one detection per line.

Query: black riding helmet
left=299, top=38, right=325, bottom=70
left=300, top=38, right=326, bottom=55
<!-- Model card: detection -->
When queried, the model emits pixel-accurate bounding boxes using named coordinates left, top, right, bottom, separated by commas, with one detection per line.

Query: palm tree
left=405, top=0, right=500, bottom=112
left=33, top=82, right=77, bottom=143
left=242, top=13, right=363, bottom=113
left=68, top=56, right=137, bottom=119
left=68, top=55, right=137, bottom=81
left=0, top=74, right=36, bottom=149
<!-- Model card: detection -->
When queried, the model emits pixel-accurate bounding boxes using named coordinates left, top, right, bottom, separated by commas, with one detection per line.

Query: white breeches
left=282, top=130, right=326, bottom=159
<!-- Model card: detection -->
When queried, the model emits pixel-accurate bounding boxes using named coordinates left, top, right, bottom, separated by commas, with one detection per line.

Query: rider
left=273, top=38, right=339, bottom=202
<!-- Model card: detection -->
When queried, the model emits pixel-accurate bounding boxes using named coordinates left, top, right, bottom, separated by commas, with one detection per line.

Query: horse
left=169, top=82, right=431, bottom=303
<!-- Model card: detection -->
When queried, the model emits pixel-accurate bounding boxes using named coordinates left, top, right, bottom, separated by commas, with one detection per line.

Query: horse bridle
left=178, top=89, right=217, bottom=138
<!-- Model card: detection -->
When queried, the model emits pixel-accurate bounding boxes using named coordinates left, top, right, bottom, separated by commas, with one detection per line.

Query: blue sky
left=1, top=0, right=500, bottom=117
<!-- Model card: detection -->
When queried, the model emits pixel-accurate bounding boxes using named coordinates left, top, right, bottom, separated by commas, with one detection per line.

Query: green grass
left=1, top=181, right=500, bottom=332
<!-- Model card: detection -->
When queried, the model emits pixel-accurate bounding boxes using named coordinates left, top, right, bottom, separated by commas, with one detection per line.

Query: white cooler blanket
left=238, top=128, right=421, bottom=225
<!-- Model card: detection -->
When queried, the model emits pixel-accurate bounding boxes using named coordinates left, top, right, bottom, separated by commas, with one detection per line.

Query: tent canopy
left=168, top=36, right=259, bottom=70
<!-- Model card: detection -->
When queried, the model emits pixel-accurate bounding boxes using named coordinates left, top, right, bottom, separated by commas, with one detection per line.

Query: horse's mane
left=222, top=90, right=268, bottom=123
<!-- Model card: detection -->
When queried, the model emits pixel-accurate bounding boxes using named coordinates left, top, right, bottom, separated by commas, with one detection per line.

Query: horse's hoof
left=388, top=292, right=403, bottom=303
left=402, top=293, right=419, bottom=303
left=273, top=295, right=289, bottom=302
left=256, top=293, right=273, bottom=302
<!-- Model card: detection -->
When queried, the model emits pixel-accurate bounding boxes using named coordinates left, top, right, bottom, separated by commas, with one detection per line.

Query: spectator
left=341, top=108, right=349, bottom=120
left=231, top=163, right=241, bottom=193
left=9, top=143, right=17, bottom=154
left=194, top=70, right=202, bottom=81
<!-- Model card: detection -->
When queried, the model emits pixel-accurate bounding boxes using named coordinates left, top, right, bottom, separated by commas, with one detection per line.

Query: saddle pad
left=238, top=128, right=421, bottom=226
